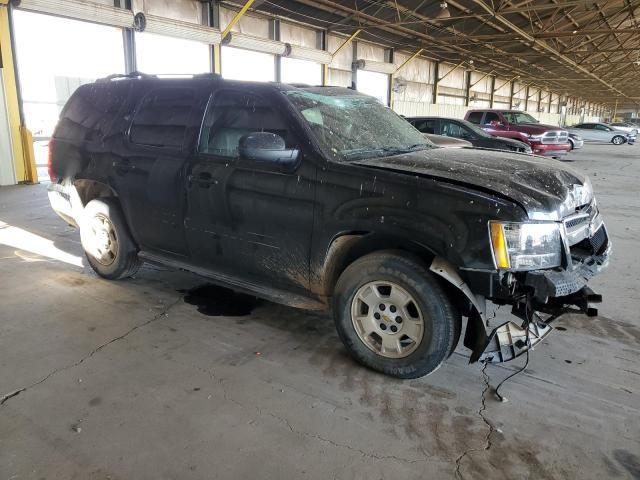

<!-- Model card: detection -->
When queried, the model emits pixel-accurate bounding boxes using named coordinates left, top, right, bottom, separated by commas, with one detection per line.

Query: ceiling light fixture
left=436, top=2, right=451, bottom=19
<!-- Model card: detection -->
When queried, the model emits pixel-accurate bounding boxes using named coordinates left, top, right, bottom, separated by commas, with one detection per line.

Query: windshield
left=285, top=88, right=433, bottom=161
left=502, top=111, right=539, bottom=124
left=459, top=119, right=491, bottom=137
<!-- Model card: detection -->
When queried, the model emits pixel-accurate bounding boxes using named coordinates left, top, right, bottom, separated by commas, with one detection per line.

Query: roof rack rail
left=97, top=71, right=156, bottom=82
left=193, top=72, right=222, bottom=79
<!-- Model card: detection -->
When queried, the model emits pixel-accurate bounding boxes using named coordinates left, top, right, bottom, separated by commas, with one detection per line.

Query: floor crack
left=453, top=362, right=496, bottom=479
left=0, top=297, right=181, bottom=407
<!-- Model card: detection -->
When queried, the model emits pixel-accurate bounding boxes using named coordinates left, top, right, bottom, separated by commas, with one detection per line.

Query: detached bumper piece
left=478, top=319, right=551, bottom=363
left=468, top=286, right=603, bottom=364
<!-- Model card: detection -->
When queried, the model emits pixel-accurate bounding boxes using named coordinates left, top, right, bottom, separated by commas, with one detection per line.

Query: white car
left=567, top=123, right=632, bottom=145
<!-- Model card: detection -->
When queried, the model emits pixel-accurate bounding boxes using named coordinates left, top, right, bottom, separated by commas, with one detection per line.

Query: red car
left=465, top=110, right=571, bottom=158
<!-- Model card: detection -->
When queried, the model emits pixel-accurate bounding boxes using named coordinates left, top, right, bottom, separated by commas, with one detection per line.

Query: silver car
left=610, top=123, right=638, bottom=143
left=567, top=123, right=630, bottom=145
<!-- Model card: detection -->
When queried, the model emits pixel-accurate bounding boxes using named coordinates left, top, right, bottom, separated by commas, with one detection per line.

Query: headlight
left=528, top=134, right=543, bottom=141
left=489, top=221, right=562, bottom=270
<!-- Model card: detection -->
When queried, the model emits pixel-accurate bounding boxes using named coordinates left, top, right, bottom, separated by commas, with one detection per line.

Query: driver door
left=184, top=88, right=316, bottom=291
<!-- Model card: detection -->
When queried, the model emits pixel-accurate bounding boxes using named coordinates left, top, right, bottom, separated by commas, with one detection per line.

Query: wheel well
left=73, top=179, right=118, bottom=207
left=321, top=233, right=436, bottom=296
left=320, top=234, right=473, bottom=317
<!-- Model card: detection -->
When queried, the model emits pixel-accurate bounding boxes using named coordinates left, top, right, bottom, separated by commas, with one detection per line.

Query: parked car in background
left=408, top=116, right=532, bottom=153
left=423, top=133, right=472, bottom=148
left=465, top=109, right=570, bottom=158
left=568, top=133, right=584, bottom=150
left=47, top=75, right=609, bottom=378
left=610, top=123, right=638, bottom=143
left=567, top=123, right=633, bottom=145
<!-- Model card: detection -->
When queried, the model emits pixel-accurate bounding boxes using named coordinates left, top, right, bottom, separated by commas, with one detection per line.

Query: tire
left=333, top=251, right=460, bottom=379
left=80, top=198, right=142, bottom=280
left=568, top=139, right=574, bottom=150
left=612, top=135, right=625, bottom=145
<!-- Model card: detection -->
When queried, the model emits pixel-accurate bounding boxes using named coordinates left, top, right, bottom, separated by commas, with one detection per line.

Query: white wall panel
left=393, top=52, right=434, bottom=84
left=394, top=102, right=470, bottom=119
left=470, top=71, right=491, bottom=94
left=280, top=22, right=317, bottom=48
left=437, top=94, right=465, bottom=106
left=132, top=0, right=201, bottom=24
left=357, top=41, right=385, bottom=62
left=438, top=63, right=465, bottom=89
left=535, top=113, right=562, bottom=126
left=494, top=77, right=511, bottom=97
left=394, top=81, right=432, bottom=103
left=327, top=67, right=351, bottom=87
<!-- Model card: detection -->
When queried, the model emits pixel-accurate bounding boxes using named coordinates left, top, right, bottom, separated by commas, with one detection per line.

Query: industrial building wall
left=0, top=0, right=606, bottom=186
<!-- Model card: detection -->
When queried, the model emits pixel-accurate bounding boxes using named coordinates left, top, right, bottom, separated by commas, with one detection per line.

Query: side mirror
left=489, top=120, right=504, bottom=128
left=238, top=132, right=299, bottom=165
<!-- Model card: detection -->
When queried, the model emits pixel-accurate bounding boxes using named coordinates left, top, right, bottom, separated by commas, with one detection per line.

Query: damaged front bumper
left=466, top=241, right=610, bottom=364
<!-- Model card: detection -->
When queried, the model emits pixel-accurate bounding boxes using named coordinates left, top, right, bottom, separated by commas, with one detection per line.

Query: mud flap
left=476, top=320, right=552, bottom=363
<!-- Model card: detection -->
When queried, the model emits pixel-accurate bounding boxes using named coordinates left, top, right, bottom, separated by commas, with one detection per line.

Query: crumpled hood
left=353, top=148, right=592, bottom=220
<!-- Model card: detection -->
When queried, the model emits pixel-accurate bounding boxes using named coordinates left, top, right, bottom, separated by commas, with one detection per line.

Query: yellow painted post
left=1, top=1, right=31, bottom=183
left=213, top=44, right=221, bottom=74
left=221, top=0, right=256, bottom=40
left=20, top=126, right=37, bottom=182
left=331, top=29, right=362, bottom=58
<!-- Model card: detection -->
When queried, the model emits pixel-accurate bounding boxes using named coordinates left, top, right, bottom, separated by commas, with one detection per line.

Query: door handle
left=187, top=171, right=214, bottom=187
left=113, top=160, right=135, bottom=172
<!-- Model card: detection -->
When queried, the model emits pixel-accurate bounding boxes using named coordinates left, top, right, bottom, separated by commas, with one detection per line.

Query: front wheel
left=612, top=135, right=625, bottom=145
left=80, top=198, right=142, bottom=280
left=333, top=252, right=460, bottom=379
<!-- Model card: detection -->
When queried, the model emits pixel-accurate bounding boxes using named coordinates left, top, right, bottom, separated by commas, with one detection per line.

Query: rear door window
left=130, top=88, right=195, bottom=149
left=466, top=111, right=483, bottom=124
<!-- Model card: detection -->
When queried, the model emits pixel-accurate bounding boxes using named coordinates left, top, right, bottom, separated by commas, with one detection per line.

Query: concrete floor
left=1, top=143, right=639, bottom=480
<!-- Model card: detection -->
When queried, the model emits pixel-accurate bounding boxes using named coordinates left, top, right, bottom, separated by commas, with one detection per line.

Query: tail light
left=47, top=138, right=57, bottom=182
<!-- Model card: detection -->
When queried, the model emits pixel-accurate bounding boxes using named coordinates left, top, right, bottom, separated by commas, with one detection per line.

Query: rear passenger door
left=185, top=88, right=316, bottom=292
left=113, top=86, right=197, bottom=257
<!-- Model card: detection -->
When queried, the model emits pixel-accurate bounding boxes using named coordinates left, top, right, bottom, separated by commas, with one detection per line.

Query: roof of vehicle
left=95, top=72, right=359, bottom=97
left=465, top=109, right=527, bottom=113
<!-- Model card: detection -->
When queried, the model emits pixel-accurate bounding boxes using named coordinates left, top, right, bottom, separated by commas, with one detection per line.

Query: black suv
left=407, top=116, right=532, bottom=153
left=48, top=74, right=610, bottom=378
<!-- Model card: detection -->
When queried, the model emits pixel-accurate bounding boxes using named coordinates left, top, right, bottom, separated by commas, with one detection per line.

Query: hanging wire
left=494, top=299, right=534, bottom=402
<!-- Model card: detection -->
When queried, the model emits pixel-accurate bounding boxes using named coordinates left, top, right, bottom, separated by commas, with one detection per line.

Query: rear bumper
left=48, top=182, right=79, bottom=227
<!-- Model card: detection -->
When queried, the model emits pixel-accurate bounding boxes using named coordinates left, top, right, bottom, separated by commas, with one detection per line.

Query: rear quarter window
left=129, top=88, right=195, bottom=149
left=55, top=82, right=131, bottom=141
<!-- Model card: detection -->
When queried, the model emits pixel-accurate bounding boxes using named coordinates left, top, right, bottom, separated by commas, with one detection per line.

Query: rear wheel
left=612, top=135, right=625, bottom=145
left=80, top=198, right=141, bottom=279
left=333, top=251, right=460, bottom=379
